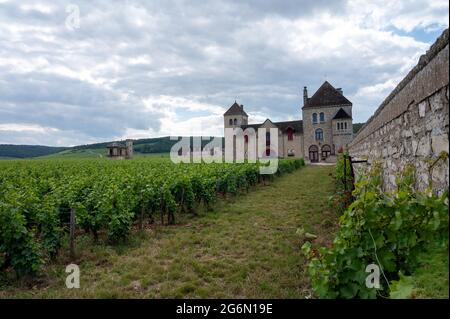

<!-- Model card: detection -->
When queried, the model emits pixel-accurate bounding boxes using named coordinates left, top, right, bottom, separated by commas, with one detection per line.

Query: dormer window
left=319, top=112, right=325, bottom=122
left=312, top=113, right=318, bottom=124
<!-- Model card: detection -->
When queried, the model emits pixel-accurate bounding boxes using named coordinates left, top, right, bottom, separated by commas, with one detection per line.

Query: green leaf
left=390, top=273, right=414, bottom=299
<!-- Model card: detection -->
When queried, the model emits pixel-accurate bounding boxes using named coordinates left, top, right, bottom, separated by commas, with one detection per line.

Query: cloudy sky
left=0, top=0, right=448, bottom=146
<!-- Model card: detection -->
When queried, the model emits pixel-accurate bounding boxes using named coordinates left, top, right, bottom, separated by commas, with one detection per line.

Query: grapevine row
left=0, top=158, right=304, bottom=277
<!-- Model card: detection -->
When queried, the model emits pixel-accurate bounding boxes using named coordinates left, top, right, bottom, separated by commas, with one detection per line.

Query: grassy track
left=1, top=165, right=337, bottom=298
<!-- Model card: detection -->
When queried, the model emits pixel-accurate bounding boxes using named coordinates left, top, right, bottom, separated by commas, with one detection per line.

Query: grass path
left=2, top=165, right=337, bottom=298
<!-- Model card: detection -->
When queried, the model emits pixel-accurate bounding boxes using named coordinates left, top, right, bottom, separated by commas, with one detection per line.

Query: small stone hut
left=106, top=139, right=134, bottom=159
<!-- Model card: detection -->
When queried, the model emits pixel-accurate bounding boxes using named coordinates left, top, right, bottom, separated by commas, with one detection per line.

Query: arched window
left=321, top=144, right=331, bottom=158
left=229, top=119, right=233, bottom=125
left=286, top=127, right=294, bottom=141
left=233, top=118, right=237, bottom=125
left=312, top=113, right=318, bottom=124
left=320, top=112, right=325, bottom=122
left=309, top=145, right=319, bottom=163
left=266, top=131, right=270, bottom=146
left=244, top=135, right=248, bottom=143
left=315, top=128, right=323, bottom=141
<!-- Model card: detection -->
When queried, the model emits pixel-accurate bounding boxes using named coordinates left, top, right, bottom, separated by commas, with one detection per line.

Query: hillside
left=0, top=136, right=224, bottom=159
left=0, top=145, right=68, bottom=158
left=1, top=128, right=368, bottom=159
left=353, top=122, right=365, bottom=134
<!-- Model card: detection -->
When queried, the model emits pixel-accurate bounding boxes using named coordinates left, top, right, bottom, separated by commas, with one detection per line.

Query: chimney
left=336, top=88, right=343, bottom=95
left=303, top=86, right=308, bottom=106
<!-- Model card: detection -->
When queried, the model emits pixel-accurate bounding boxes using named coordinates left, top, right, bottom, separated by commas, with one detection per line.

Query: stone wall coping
left=351, top=28, right=449, bottom=148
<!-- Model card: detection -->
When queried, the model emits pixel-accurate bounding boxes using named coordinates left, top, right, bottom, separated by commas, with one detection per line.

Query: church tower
left=223, top=101, right=248, bottom=131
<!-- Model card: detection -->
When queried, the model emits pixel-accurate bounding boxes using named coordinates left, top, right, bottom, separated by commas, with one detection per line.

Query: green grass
left=409, top=244, right=449, bottom=299
left=0, top=165, right=337, bottom=298
left=37, top=148, right=107, bottom=158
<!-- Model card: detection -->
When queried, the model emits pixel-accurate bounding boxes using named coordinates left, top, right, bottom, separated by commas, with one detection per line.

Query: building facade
left=223, top=81, right=354, bottom=163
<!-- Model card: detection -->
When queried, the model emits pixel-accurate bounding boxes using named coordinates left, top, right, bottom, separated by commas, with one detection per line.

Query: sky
left=0, top=0, right=448, bottom=146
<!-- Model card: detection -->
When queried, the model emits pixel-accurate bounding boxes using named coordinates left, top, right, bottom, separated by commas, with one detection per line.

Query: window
left=244, top=135, right=248, bottom=143
left=344, top=122, right=347, bottom=130
left=321, top=144, right=331, bottom=158
left=266, top=131, right=270, bottom=146
left=312, top=113, right=318, bottom=124
left=309, top=145, right=319, bottom=163
left=315, top=128, right=323, bottom=141
left=229, top=119, right=232, bottom=125
left=320, top=112, right=325, bottom=122
left=336, top=122, right=339, bottom=130
left=233, top=118, right=237, bottom=125
left=287, top=127, right=294, bottom=141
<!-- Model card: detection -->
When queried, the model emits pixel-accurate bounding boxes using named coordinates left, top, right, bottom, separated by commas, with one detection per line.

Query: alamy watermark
left=169, top=127, right=279, bottom=174
left=65, top=4, right=80, bottom=30
left=365, top=263, right=380, bottom=289
left=65, top=263, right=80, bottom=289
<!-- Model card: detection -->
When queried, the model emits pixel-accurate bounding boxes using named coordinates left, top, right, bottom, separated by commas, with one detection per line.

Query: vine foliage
left=303, top=162, right=449, bottom=298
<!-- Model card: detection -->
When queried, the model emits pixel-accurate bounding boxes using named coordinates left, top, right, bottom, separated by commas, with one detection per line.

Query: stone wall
left=280, top=130, right=304, bottom=158
left=349, top=29, right=449, bottom=193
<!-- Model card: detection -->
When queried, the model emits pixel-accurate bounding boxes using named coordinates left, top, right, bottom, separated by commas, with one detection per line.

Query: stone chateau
left=223, top=81, right=354, bottom=163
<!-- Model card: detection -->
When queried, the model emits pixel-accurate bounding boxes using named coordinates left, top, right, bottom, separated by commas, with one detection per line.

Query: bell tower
left=223, top=101, right=248, bottom=132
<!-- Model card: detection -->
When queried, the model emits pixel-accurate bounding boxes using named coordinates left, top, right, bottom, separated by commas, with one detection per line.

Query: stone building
left=223, top=81, right=354, bottom=162
left=106, top=139, right=134, bottom=160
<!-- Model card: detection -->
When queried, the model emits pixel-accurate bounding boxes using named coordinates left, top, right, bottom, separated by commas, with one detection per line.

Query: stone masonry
left=349, top=29, right=449, bottom=193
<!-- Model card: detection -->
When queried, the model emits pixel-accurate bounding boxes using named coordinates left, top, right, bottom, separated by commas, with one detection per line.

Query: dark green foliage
left=0, top=145, right=67, bottom=159
left=303, top=163, right=449, bottom=298
left=0, top=157, right=305, bottom=277
left=353, top=123, right=365, bottom=134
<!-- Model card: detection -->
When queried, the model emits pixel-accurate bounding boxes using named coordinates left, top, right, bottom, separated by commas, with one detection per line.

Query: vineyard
left=0, top=157, right=304, bottom=279
left=303, top=155, right=449, bottom=298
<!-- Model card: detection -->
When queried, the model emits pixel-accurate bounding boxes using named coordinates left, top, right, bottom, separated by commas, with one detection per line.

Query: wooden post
left=343, top=155, right=347, bottom=191
left=160, top=191, right=164, bottom=225
left=70, top=208, right=76, bottom=260
left=179, top=187, right=185, bottom=214
left=349, top=156, right=356, bottom=193
left=139, top=205, right=145, bottom=230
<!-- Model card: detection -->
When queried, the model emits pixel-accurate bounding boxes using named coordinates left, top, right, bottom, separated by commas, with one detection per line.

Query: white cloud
left=0, top=123, right=59, bottom=133
left=0, top=0, right=448, bottom=145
